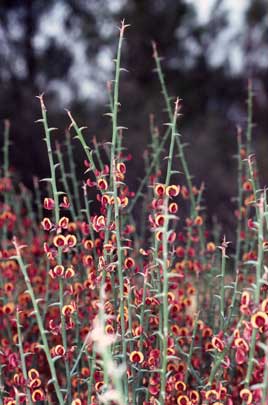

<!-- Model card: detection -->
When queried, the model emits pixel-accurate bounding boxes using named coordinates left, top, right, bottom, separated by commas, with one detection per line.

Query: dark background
left=0, top=0, right=268, bottom=235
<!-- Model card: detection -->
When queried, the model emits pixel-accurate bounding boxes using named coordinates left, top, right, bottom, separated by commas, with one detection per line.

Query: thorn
left=65, top=108, right=72, bottom=118
left=4, top=119, right=10, bottom=130
left=119, top=20, right=130, bottom=38
left=152, top=41, right=158, bottom=59
left=247, top=154, right=256, bottom=167
left=236, top=125, right=242, bottom=141
left=66, top=110, right=76, bottom=131
left=107, top=80, right=112, bottom=93
left=12, top=237, right=28, bottom=253
left=218, top=235, right=231, bottom=257
left=175, top=97, right=182, bottom=116
left=36, top=93, right=46, bottom=111
left=55, top=141, right=61, bottom=151
left=200, top=182, right=206, bottom=193
left=48, top=127, right=58, bottom=133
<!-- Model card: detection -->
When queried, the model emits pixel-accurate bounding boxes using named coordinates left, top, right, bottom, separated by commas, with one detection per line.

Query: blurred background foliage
left=0, top=0, right=268, bottom=234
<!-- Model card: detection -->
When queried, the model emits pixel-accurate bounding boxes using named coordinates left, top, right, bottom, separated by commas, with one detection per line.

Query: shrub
left=0, top=21, right=267, bottom=405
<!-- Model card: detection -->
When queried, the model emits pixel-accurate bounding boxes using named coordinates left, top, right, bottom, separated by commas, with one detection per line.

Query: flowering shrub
left=0, top=21, right=268, bottom=405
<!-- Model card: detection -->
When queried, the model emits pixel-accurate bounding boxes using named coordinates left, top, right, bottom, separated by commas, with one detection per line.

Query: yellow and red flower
left=166, top=184, right=180, bottom=197
left=129, top=351, right=144, bottom=364
left=177, top=395, right=190, bottom=405
left=154, top=183, right=166, bottom=197
left=251, top=311, right=268, bottom=330
left=32, top=389, right=45, bottom=402
left=239, top=388, right=252, bottom=404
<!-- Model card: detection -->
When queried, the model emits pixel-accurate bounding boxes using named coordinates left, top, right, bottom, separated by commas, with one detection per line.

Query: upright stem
left=234, top=127, right=243, bottom=271
left=159, top=198, right=170, bottom=405
left=109, top=21, right=129, bottom=399
left=56, top=142, right=77, bottom=221
left=219, top=237, right=228, bottom=331
left=261, top=342, right=268, bottom=405
left=13, top=242, right=64, bottom=405
left=127, top=126, right=171, bottom=214
left=3, top=120, right=10, bottom=179
left=160, top=99, right=180, bottom=404
left=37, top=95, right=60, bottom=224
left=33, top=176, right=43, bottom=224
left=2, top=120, right=10, bottom=250
left=37, top=95, right=71, bottom=401
left=153, top=43, right=195, bottom=215
left=185, top=312, right=199, bottom=384
left=16, top=308, right=33, bottom=405
left=246, top=79, right=253, bottom=157
left=65, top=131, right=82, bottom=215
left=244, top=194, right=264, bottom=393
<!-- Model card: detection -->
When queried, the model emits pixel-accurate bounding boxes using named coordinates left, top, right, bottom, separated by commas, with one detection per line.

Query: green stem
left=153, top=43, right=195, bottom=215
left=219, top=238, right=228, bottom=331
left=13, top=243, right=64, bottom=405
left=159, top=99, right=179, bottom=404
left=38, top=95, right=71, bottom=401
left=244, top=195, right=264, bottom=389
left=37, top=95, right=60, bottom=224
left=33, top=176, right=43, bottom=224
left=246, top=79, right=253, bottom=157
left=56, top=142, right=77, bottom=221
left=159, top=199, right=169, bottom=405
left=109, top=21, right=129, bottom=399
left=185, top=312, right=199, bottom=384
left=16, top=308, right=33, bottom=405
left=261, top=343, right=268, bottom=405
left=2, top=120, right=10, bottom=250
left=65, top=131, right=82, bottom=215
left=3, top=120, right=10, bottom=178
left=234, top=127, right=243, bottom=271
left=127, top=127, right=171, bottom=214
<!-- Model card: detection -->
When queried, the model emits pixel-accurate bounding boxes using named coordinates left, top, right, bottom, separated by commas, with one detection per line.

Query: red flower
left=60, top=196, right=70, bottom=208
left=154, top=183, right=166, bottom=197
left=251, top=311, right=268, bottom=330
left=43, top=197, right=55, bottom=210
left=32, top=389, right=45, bottom=402
left=211, top=336, right=225, bottom=352
left=41, top=217, right=53, bottom=231
left=166, top=184, right=180, bottom=197
left=239, top=388, right=252, bottom=404
left=129, top=351, right=144, bottom=364
left=177, top=395, right=190, bottom=405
